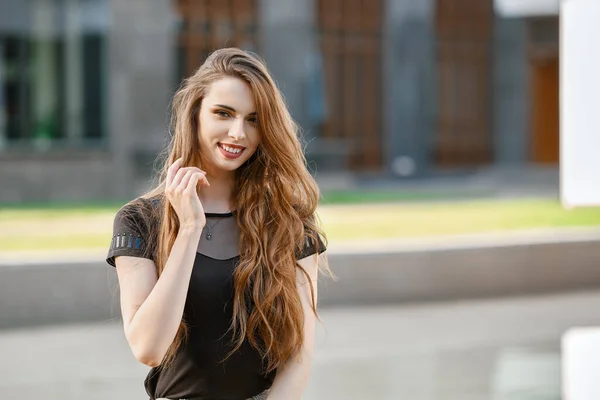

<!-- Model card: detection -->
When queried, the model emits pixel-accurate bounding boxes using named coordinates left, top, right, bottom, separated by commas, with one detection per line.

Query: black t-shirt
left=106, top=197, right=326, bottom=400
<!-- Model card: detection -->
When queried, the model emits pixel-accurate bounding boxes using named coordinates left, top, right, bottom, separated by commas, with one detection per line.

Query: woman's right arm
left=115, top=159, right=209, bottom=367
left=115, top=226, right=201, bottom=367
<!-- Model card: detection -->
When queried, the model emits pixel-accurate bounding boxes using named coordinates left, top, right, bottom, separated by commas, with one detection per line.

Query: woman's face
left=198, top=76, right=261, bottom=176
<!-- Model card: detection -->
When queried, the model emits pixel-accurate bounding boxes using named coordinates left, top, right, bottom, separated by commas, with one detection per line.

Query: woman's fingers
left=166, top=159, right=206, bottom=186
left=185, top=173, right=201, bottom=194
left=170, top=167, right=208, bottom=191
left=181, top=171, right=209, bottom=192
left=165, top=165, right=207, bottom=226
left=166, top=158, right=183, bottom=186
left=176, top=169, right=193, bottom=190
left=188, top=172, right=210, bottom=187
left=171, top=167, right=190, bottom=188
left=198, top=172, right=210, bottom=187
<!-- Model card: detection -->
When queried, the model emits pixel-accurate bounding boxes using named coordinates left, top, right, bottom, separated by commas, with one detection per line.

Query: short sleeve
left=295, top=228, right=327, bottom=260
left=106, top=201, right=155, bottom=267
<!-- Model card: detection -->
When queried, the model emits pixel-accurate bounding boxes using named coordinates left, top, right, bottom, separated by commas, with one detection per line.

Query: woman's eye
left=215, top=111, right=230, bottom=118
left=248, top=117, right=257, bottom=125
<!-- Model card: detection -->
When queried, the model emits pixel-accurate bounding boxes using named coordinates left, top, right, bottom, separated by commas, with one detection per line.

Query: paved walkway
left=2, top=289, right=600, bottom=399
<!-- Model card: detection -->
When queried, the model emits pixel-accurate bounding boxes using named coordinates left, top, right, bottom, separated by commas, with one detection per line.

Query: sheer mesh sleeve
left=106, top=201, right=155, bottom=267
left=295, top=227, right=327, bottom=260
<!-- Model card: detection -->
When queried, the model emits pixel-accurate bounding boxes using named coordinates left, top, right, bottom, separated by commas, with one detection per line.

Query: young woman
left=105, top=48, right=331, bottom=400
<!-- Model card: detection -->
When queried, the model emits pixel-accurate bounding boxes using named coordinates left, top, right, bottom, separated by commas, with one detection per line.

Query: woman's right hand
left=165, top=158, right=210, bottom=231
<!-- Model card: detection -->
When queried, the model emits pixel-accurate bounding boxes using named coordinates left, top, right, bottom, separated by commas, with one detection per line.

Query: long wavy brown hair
left=136, top=48, right=332, bottom=372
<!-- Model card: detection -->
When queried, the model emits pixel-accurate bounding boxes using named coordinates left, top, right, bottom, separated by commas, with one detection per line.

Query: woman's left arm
left=267, top=251, right=326, bottom=400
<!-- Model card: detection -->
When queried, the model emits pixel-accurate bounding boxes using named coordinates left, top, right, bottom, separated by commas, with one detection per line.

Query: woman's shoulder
left=114, top=195, right=162, bottom=229
left=107, top=195, right=162, bottom=267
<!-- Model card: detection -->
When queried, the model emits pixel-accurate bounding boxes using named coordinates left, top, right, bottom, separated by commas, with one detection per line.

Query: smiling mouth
left=218, top=143, right=246, bottom=159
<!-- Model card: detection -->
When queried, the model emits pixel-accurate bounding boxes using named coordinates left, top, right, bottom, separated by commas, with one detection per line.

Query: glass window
left=0, top=0, right=108, bottom=152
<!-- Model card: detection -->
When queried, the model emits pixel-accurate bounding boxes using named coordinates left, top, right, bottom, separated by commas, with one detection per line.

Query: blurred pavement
left=3, top=289, right=600, bottom=400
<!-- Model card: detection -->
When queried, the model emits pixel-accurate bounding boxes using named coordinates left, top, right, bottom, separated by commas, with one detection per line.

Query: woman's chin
left=210, top=158, right=246, bottom=174
left=216, top=152, right=254, bottom=170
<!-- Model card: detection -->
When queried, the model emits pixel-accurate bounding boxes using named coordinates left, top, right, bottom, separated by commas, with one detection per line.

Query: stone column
left=64, top=0, right=84, bottom=143
left=259, top=0, right=319, bottom=138
left=383, top=0, right=436, bottom=178
left=31, top=0, right=58, bottom=151
left=492, top=16, right=529, bottom=165
left=108, top=0, right=176, bottom=198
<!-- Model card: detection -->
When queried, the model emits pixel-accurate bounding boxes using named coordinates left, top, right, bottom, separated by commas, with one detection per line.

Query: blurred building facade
left=0, top=0, right=559, bottom=202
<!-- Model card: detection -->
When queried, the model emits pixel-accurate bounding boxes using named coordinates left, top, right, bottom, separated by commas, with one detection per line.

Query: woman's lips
left=218, top=143, right=245, bottom=159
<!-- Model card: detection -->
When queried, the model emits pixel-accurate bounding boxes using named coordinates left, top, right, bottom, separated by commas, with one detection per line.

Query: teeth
left=222, top=144, right=242, bottom=154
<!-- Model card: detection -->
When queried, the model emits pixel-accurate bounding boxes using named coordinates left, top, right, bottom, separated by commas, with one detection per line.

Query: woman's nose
left=229, top=118, right=246, bottom=140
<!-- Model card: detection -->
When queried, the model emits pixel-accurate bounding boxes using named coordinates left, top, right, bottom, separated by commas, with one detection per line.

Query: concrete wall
left=0, top=152, right=117, bottom=203
left=107, top=0, right=176, bottom=198
left=3, top=237, right=600, bottom=329
left=0, top=0, right=175, bottom=203
left=0, top=0, right=538, bottom=203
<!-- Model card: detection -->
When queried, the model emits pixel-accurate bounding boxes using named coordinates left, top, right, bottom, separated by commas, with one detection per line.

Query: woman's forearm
left=125, top=226, right=202, bottom=366
left=267, top=352, right=312, bottom=400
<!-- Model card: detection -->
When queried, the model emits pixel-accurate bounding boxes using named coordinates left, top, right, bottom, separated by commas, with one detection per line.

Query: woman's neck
left=198, top=171, right=235, bottom=213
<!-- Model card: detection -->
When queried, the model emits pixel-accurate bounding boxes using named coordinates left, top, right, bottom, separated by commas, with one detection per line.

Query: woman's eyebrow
left=213, top=104, right=257, bottom=116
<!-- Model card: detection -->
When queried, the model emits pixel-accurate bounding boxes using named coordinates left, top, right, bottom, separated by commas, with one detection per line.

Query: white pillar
left=562, top=328, right=600, bottom=400
left=560, top=0, right=600, bottom=208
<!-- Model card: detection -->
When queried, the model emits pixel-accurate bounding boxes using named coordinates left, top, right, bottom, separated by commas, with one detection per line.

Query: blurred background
left=1, top=0, right=599, bottom=399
